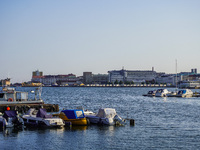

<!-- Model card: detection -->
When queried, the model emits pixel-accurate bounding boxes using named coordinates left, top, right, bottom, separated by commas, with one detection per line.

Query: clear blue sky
left=1, top=0, right=200, bottom=83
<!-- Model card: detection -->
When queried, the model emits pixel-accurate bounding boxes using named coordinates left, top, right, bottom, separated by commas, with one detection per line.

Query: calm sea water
left=1, top=87, right=200, bottom=150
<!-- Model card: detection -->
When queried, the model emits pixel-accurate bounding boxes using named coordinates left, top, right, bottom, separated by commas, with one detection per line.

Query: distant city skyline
left=1, top=0, right=200, bottom=83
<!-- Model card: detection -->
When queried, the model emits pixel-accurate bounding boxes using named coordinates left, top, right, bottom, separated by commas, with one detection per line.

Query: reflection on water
left=0, top=127, right=23, bottom=137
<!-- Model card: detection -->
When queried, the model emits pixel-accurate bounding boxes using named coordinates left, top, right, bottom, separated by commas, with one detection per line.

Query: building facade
left=32, top=70, right=43, bottom=83
left=108, top=69, right=157, bottom=84
left=92, top=74, right=108, bottom=84
left=31, top=70, right=79, bottom=86
left=155, top=75, right=176, bottom=86
left=1, top=78, right=11, bottom=86
left=83, top=72, right=93, bottom=84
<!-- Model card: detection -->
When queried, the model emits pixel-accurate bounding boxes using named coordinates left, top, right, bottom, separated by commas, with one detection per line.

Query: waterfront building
left=42, top=75, right=56, bottom=86
left=83, top=72, right=108, bottom=84
left=108, top=69, right=157, bottom=84
left=32, top=70, right=43, bottom=83
left=31, top=70, right=79, bottom=86
left=155, top=75, right=176, bottom=86
left=56, top=74, right=77, bottom=86
left=0, top=78, right=11, bottom=86
left=179, top=80, right=200, bottom=88
left=92, top=74, right=108, bottom=84
left=83, top=72, right=93, bottom=84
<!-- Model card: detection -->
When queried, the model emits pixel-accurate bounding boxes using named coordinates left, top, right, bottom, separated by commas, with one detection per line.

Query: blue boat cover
left=61, top=110, right=85, bottom=119
left=36, top=108, right=52, bottom=118
left=3, top=111, right=17, bottom=121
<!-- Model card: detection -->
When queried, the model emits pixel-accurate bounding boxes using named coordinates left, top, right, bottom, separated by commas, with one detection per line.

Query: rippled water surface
left=1, top=87, right=200, bottom=149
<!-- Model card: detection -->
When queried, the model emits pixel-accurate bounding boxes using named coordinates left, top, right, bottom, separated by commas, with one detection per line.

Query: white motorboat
left=0, top=87, right=44, bottom=105
left=143, top=90, right=156, bottom=97
left=22, top=108, right=65, bottom=128
left=176, top=89, right=193, bottom=98
left=85, top=108, right=125, bottom=126
left=155, top=89, right=171, bottom=97
left=0, top=110, right=23, bottom=128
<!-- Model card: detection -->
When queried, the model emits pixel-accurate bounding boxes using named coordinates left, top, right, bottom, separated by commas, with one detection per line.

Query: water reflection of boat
left=86, top=108, right=126, bottom=126
left=22, top=108, right=65, bottom=128
left=1, top=127, right=23, bottom=137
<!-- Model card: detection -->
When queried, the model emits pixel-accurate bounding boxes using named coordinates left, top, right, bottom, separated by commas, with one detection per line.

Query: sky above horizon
left=1, top=0, right=200, bottom=83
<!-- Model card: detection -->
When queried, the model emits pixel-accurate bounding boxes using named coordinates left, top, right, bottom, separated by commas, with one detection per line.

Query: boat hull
left=59, top=112, right=88, bottom=126
left=23, top=116, right=64, bottom=128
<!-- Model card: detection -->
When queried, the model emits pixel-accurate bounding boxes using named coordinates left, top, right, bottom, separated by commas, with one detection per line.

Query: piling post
left=130, top=119, right=135, bottom=126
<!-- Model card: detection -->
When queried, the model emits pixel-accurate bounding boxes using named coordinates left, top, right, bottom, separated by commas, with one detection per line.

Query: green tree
left=114, top=80, right=119, bottom=84
left=119, top=81, right=123, bottom=85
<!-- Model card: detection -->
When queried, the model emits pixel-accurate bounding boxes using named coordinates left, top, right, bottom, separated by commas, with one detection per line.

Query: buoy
left=130, top=119, right=135, bottom=126
left=6, top=107, right=10, bottom=111
left=8, top=98, right=13, bottom=102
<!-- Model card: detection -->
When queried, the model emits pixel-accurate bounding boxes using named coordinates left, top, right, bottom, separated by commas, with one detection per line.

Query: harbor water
left=1, top=87, right=200, bottom=149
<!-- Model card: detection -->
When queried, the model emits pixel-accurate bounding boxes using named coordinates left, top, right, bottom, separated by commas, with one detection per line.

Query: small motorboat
left=59, top=109, right=89, bottom=126
left=176, top=89, right=193, bottom=98
left=0, top=110, right=24, bottom=129
left=85, top=108, right=126, bottom=126
left=155, top=89, right=171, bottom=97
left=22, top=108, right=65, bottom=128
left=143, top=90, right=156, bottom=97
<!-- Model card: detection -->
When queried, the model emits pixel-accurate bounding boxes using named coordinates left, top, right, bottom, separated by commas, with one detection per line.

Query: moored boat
left=143, top=90, right=156, bottom=97
left=59, top=109, right=89, bottom=126
left=0, top=87, right=44, bottom=105
left=22, top=108, right=65, bottom=128
left=155, top=89, right=171, bottom=97
left=176, top=89, right=193, bottom=98
left=85, top=108, right=126, bottom=126
left=0, top=110, right=23, bottom=129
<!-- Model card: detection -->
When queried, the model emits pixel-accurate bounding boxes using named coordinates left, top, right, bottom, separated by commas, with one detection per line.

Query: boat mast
left=176, top=59, right=178, bottom=91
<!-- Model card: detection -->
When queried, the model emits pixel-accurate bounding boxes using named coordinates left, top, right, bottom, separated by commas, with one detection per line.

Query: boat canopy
left=61, top=110, right=85, bottom=119
left=96, top=108, right=117, bottom=118
left=3, top=110, right=17, bottom=121
left=36, top=108, right=52, bottom=118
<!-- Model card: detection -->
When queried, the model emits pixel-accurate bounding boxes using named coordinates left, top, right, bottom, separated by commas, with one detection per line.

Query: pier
left=0, top=103, right=59, bottom=113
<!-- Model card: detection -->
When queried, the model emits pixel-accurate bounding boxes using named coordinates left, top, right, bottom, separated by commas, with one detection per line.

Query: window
left=0, top=93, right=4, bottom=98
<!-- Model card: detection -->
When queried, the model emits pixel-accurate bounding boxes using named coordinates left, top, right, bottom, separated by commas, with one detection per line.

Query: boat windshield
left=75, top=111, right=84, bottom=118
left=178, top=90, right=186, bottom=94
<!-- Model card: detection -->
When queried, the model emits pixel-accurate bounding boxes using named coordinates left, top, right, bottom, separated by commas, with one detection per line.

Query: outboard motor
left=114, top=114, right=126, bottom=126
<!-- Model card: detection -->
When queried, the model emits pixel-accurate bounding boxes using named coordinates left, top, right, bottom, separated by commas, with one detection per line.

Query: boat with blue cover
left=59, top=109, right=89, bottom=126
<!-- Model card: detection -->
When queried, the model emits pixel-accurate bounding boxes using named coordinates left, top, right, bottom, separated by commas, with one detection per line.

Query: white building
left=108, top=69, right=157, bottom=83
left=179, top=81, right=200, bottom=88
left=155, top=75, right=176, bottom=86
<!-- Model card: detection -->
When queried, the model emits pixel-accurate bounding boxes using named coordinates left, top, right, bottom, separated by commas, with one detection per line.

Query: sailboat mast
left=176, top=59, right=178, bottom=90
